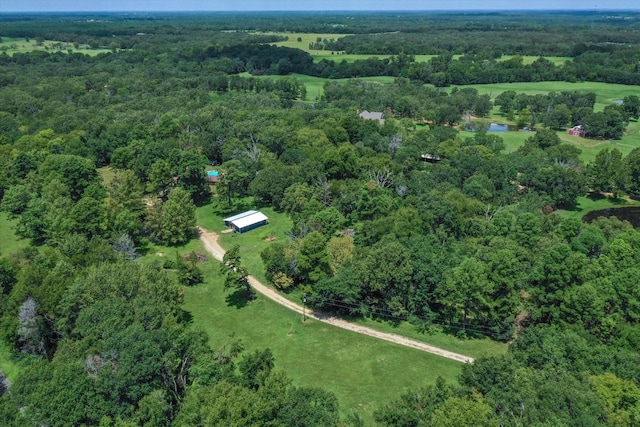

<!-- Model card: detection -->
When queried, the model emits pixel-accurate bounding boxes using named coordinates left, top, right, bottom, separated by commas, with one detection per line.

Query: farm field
left=236, top=71, right=395, bottom=102
left=260, top=31, right=570, bottom=66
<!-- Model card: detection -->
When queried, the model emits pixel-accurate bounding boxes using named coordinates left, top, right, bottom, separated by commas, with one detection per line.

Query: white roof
left=231, top=212, right=268, bottom=229
left=224, top=210, right=259, bottom=223
left=359, top=111, right=384, bottom=120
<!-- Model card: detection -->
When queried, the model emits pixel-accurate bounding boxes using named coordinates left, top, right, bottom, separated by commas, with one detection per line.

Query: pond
left=582, top=206, right=640, bottom=228
left=488, top=123, right=509, bottom=132
left=465, top=122, right=518, bottom=132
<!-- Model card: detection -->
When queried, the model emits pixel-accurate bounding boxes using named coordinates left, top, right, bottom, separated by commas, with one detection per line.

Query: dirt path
left=198, top=227, right=474, bottom=364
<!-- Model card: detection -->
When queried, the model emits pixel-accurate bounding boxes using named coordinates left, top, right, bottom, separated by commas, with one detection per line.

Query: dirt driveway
left=198, top=227, right=474, bottom=364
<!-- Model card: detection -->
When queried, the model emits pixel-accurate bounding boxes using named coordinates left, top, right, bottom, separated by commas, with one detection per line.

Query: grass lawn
left=0, top=341, right=22, bottom=383
left=197, top=200, right=293, bottom=281
left=556, top=194, right=640, bottom=220
left=454, top=82, right=640, bottom=163
left=0, top=212, right=28, bottom=258
left=183, top=254, right=465, bottom=423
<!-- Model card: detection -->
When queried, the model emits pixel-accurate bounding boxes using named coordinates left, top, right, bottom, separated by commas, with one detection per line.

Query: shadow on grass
left=175, top=308, right=194, bottom=324
left=225, top=289, right=254, bottom=309
left=608, top=195, right=630, bottom=205
left=212, top=199, right=257, bottom=217
left=587, top=192, right=606, bottom=201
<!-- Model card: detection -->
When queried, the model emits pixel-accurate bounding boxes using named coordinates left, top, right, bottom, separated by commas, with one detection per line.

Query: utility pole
left=302, top=293, right=307, bottom=322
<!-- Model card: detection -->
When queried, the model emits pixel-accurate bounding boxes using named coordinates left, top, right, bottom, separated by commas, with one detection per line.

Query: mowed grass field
left=259, top=31, right=569, bottom=66
left=183, top=255, right=465, bottom=423
left=0, top=36, right=106, bottom=56
left=456, top=82, right=640, bottom=163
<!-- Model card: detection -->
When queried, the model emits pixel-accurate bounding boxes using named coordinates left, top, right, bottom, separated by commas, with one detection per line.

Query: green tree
left=297, top=231, right=331, bottom=283
left=38, top=154, right=98, bottom=201
left=159, top=188, right=196, bottom=245
left=220, top=244, right=252, bottom=297
left=354, top=238, right=413, bottom=316
left=218, top=159, right=248, bottom=209
left=430, top=394, right=499, bottom=427
left=588, top=147, right=627, bottom=197
left=147, top=159, right=175, bottom=201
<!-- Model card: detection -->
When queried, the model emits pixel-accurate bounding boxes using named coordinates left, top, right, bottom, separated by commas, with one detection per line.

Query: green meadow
left=182, top=255, right=465, bottom=423
left=457, top=82, right=640, bottom=163
left=0, top=212, right=28, bottom=257
left=0, top=36, right=106, bottom=56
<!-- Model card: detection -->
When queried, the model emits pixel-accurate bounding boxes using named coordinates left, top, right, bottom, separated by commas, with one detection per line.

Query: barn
left=223, top=210, right=268, bottom=233
left=568, top=125, right=585, bottom=137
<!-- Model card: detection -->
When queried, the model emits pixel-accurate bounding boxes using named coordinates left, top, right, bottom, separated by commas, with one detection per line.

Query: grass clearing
left=0, top=212, right=28, bottom=258
left=0, top=340, right=22, bottom=383
left=290, top=73, right=395, bottom=102
left=0, top=213, right=28, bottom=382
left=0, top=36, right=107, bottom=56
left=189, top=198, right=509, bottom=420
left=455, top=82, right=640, bottom=163
left=456, top=81, right=640, bottom=108
left=556, top=194, right=640, bottom=220
left=183, top=252, right=464, bottom=423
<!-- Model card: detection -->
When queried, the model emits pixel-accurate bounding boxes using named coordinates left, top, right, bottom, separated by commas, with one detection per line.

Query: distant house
left=420, top=153, right=442, bottom=163
left=568, top=125, right=585, bottom=137
left=224, top=210, right=268, bottom=233
left=206, top=170, right=220, bottom=183
left=359, top=110, right=385, bottom=124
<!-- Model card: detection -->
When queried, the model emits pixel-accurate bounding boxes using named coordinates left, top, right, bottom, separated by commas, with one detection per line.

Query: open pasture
left=458, top=82, right=640, bottom=162
left=0, top=36, right=105, bottom=56
left=458, top=81, right=640, bottom=111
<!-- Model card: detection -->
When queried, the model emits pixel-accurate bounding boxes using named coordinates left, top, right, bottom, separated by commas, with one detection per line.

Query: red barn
left=568, top=125, right=585, bottom=137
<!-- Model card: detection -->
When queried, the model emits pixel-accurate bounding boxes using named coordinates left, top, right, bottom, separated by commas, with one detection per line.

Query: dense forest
left=2, top=10, right=640, bottom=426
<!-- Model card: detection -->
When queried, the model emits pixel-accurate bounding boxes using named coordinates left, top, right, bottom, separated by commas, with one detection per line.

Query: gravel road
left=198, top=227, right=474, bottom=364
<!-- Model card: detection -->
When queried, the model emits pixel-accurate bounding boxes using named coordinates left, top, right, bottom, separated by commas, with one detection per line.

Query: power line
left=311, top=296, right=505, bottom=338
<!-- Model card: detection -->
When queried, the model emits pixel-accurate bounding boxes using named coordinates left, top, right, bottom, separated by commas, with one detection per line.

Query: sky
left=1, top=1, right=638, bottom=13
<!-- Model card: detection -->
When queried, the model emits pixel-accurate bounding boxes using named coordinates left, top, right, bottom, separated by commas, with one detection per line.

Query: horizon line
left=2, top=9, right=640, bottom=13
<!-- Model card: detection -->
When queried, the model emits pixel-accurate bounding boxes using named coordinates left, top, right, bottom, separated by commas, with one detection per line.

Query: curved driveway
left=198, top=227, right=474, bottom=364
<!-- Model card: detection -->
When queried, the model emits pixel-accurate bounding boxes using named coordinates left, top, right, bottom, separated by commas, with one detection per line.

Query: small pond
left=582, top=206, right=640, bottom=228
left=488, top=123, right=509, bottom=132
left=465, top=122, right=518, bottom=132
